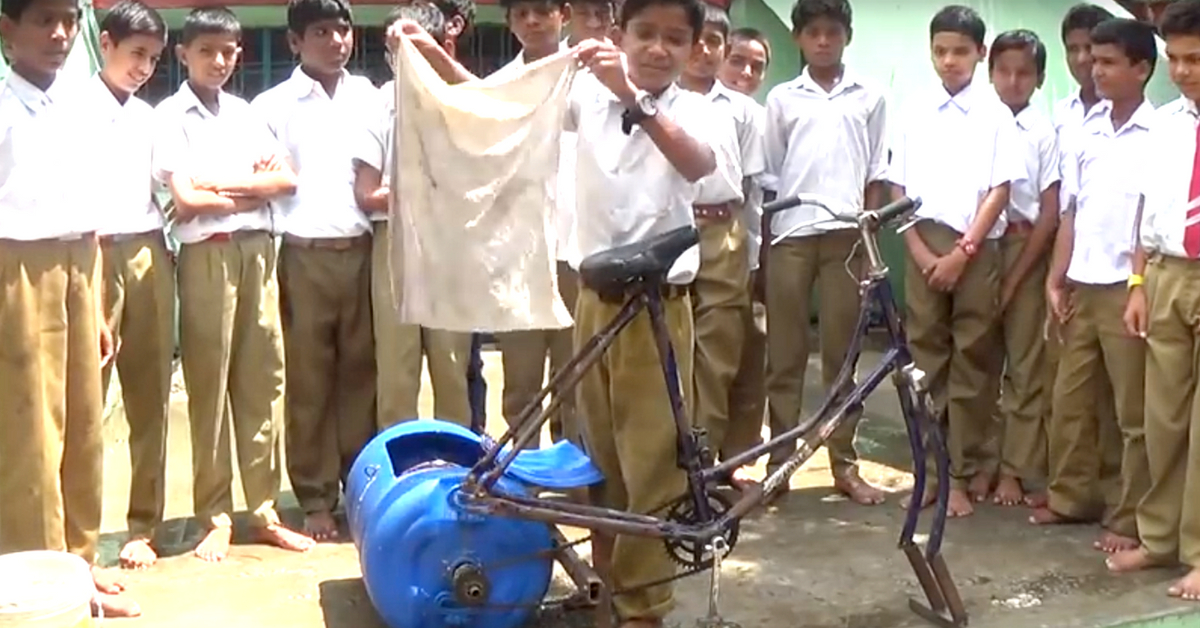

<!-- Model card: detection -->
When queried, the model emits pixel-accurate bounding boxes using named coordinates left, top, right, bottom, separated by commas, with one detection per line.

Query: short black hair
left=385, top=2, right=446, bottom=44
left=618, top=0, right=704, bottom=42
left=99, top=0, right=166, bottom=45
left=988, top=29, right=1047, bottom=76
left=429, top=0, right=475, bottom=27
left=180, top=7, right=242, bottom=46
left=567, top=0, right=613, bottom=8
left=929, top=4, right=985, bottom=48
left=790, top=0, right=851, bottom=35
left=499, top=0, right=566, bottom=11
left=286, top=0, right=352, bottom=35
left=1, top=0, right=79, bottom=21
left=1091, top=17, right=1158, bottom=77
left=1060, top=3, right=1113, bottom=43
left=729, top=26, right=771, bottom=65
left=701, top=3, right=729, bottom=38
left=1159, top=0, right=1200, bottom=40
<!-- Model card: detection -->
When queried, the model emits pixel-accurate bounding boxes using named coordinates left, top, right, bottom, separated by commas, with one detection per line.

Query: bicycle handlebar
left=761, top=194, right=923, bottom=230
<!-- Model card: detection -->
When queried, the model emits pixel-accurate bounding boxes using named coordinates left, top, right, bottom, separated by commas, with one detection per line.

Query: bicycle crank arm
left=904, top=547, right=968, bottom=628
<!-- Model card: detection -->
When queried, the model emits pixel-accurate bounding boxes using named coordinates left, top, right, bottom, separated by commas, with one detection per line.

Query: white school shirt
left=889, top=81, right=1026, bottom=239
left=152, top=82, right=281, bottom=244
left=1062, top=100, right=1157, bottom=285
left=692, top=81, right=763, bottom=206
left=1007, top=105, right=1060, bottom=225
left=0, top=71, right=93, bottom=240
left=252, top=67, right=379, bottom=238
left=352, top=80, right=396, bottom=224
left=762, top=67, right=888, bottom=238
left=1139, top=98, right=1200, bottom=259
left=745, top=103, right=766, bottom=270
left=567, top=75, right=715, bottom=285
left=77, top=76, right=163, bottom=236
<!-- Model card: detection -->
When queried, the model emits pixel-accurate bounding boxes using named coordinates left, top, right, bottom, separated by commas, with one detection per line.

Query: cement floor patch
left=94, top=351, right=1200, bottom=627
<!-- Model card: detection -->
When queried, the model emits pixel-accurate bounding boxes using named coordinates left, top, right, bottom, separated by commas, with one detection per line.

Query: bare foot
left=900, top=488, right=937, bottom=511
left=194, top=526, right=232, bottom=562
left=1106, top=547, right=1159, bottom=573
left=119, top=537, right=158, bottom=570
left=92, top=592, right=141, bottom=618
left=1094, top=530, right=1139, bottom=553
left=834, top=470, right=885, bottom=505
left=91, top=567, right=125, bottom=593
left=948, top=488, right=974, bottom=517
left=1028, top=507, right=1086, bottom=526
left=1168, top=568, right=1200, bottom=601
left=731, top=466, right=757, bottom=484
left=303, top=510, right=340, bottom=542
left=1024, top=491, right=1048, bottom=509
left=993, top=475, right=1025, bottom=506
left=257, top=523, right=316, bottom=553
left=968, top=472, right=992, bottom=503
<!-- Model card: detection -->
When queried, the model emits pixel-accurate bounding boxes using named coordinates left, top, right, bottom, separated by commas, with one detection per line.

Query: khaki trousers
left=178, top=232, right=285, bottom=529
left=0, top=237, right=104, bottom=564
left=991, top=232, right=1050, bottom=481
left=279, top=238, right=378, bottom=515
left=765, top=230, right=862, bottom=476
left=371, top=227, right=473, bottom=429
left=100, top=232, right=175, bottom=540
left=495, top=261, right=580, bottom=446
left=576, top=287, right=693, bottom=621
left=904, top=221, right=1000, bottom=489
left=1137, top=256, right=1200, bottom=566
left=1047, top=283, right=1148, bottom=537
left=724, top=287, right=766, bottom=459
left=692, top=217, right=750, bottom=453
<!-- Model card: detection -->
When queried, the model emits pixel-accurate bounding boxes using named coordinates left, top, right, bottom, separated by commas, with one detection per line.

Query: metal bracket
left=695, top=537, right=741, bottom=628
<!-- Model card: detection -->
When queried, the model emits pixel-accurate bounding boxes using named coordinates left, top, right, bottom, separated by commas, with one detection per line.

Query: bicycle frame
left=460, top=207, right=967, bottom=627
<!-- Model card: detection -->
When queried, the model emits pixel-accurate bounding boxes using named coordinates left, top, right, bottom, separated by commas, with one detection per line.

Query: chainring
left=662, top=489, right=740, bottom=569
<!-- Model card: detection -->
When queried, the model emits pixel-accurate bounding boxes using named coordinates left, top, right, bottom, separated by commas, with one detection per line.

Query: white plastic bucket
left=0, top=551, right=94, bottom=628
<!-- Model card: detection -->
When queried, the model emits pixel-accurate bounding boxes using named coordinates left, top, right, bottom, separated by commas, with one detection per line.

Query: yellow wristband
left=1128, top=274, right=1145, bottom=289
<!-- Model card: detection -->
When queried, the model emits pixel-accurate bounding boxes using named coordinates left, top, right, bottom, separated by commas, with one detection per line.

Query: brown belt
left=693, top=202, right=737, bottom=221
left=99, top=229, right=162, bottom=245
left=593, top=282, right=690, bottom=305
left=282, top=233, right=371, bottom=250
left=194, top=229, right=270, bottom=244
left=1005, top=220, right=1034, bottom=237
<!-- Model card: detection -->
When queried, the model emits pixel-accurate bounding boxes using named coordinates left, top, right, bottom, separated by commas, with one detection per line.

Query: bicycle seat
left=579, top=226, right=700, bottom=293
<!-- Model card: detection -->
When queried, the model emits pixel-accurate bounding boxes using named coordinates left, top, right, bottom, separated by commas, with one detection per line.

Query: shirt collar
left=936, top=80, right=977, bottom=113
left=1012, top=103, right=1040, bottom=130
left=4, top=70, right=58, bottom=115
left=285, top=65, right=349, bottom=101
left=703, top=79, right=736, bottom=104
left=1083, top=99, right=1157, bottom=135
left=792, top=65, right=860, bottom=97
left=89, top=74, right=128, bottom=120
left=514, top=40, right=570, bottom=67
left=177, top=81, right=226, bottom=119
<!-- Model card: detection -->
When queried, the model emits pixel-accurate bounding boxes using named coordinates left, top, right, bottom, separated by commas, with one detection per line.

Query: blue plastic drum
left=346, top=419, right=602, bottom=628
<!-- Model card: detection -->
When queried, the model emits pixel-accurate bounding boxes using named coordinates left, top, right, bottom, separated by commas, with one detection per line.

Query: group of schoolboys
left=6, top=0, right=1200, bottom=622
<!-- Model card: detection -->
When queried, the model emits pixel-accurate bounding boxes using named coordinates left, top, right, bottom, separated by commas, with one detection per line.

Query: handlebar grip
left=875, top=196, right=921, bottom=224
left=761, top=195, right=808, bottom=216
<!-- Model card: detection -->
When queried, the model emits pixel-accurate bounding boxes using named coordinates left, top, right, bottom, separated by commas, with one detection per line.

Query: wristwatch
left=621, top=90, right=658, bottom=135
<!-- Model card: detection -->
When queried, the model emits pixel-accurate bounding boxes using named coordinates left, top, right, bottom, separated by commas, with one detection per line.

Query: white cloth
left=390, top=38, right=576, bottom=333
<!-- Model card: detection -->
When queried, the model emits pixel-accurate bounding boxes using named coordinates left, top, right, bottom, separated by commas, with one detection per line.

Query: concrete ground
left=95, top=349, right=1200, bottom=628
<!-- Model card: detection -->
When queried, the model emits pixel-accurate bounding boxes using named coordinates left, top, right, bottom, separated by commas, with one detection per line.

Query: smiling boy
left=86, top=0, right=175, bottom=571
left=154, top=6, right=313, bottom=562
